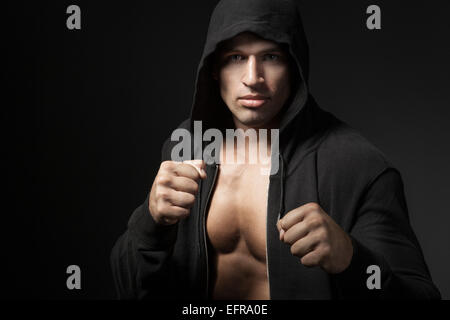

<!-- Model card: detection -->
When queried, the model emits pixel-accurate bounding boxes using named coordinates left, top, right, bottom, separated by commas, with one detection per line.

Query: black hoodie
left=110, top=0, right=441, bottom=299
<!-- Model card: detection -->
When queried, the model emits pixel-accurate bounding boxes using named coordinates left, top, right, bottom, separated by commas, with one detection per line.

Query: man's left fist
left=276, top=202, right=353, bottom=274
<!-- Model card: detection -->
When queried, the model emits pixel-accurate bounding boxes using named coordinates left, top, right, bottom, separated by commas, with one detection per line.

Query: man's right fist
left=149, top=160, right=207, bottom=225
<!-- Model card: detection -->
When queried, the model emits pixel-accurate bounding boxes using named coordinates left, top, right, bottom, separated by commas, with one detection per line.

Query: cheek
left=219, top=69, right=240, bottom=103
left=266, top=67, right=290, bottom=99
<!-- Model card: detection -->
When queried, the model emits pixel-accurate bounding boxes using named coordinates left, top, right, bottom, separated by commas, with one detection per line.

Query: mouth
left=238, top=95, right=270, bottom=108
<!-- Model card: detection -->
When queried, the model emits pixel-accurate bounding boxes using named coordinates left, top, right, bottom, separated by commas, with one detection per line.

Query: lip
left=238, top=95, right=269, bottom=108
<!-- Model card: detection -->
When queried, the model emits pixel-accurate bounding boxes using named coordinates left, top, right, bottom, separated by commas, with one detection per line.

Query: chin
left=235, top=114, right=274, bottom=129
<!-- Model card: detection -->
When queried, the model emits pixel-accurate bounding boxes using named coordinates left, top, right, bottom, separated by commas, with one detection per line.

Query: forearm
left=331, top=236, right=441, bottom=299
left=110, top=197, right=178, bottom=299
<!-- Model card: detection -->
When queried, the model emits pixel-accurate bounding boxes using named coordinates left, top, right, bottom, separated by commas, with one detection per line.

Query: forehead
left=219, top=32, right=283, bottom=53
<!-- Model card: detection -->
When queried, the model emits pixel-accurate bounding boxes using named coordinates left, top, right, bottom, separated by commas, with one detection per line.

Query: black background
left=4, top=0, right=450, bottom=299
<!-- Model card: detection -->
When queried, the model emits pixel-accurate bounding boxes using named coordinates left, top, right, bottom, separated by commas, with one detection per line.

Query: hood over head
left=189, top=0, right=339, bottom=161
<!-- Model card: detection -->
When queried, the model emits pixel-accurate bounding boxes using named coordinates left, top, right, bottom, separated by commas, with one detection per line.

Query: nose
left=242, top=56, right=264, bottom=87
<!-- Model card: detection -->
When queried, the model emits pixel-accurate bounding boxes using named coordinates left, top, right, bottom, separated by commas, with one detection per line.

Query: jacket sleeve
left=110, top=138, right=178, bottom=299
left=331, top=167, right=441, bottom=299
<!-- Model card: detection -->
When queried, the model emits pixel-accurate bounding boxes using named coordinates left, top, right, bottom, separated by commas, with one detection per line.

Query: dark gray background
left=4, top=0, right=449, bottom=299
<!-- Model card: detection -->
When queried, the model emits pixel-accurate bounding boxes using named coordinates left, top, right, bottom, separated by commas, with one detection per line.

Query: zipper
left=203, top=156, right=283, bottom=299
left=202, top=163, right=219, bottom=299
left=265, top=183, right=271, bottom=299
left=266, top=153, right=284, bottom=299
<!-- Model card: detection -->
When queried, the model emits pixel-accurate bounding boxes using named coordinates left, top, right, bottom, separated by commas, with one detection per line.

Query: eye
left=263, top=54, right=280, bottom=61
left=227, top=54, right=244, bottom=63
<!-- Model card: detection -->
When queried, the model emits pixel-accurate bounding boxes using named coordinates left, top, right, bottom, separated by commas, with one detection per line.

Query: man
left=110, top=0, right=441, bottom=299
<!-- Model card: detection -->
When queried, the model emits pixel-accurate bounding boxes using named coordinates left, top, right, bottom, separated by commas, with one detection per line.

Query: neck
left=219, top=116, right=279, bottom=165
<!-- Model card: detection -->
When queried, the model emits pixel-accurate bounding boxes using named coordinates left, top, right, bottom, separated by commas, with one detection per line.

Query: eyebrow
left=221, top=46, right=284, bottom=55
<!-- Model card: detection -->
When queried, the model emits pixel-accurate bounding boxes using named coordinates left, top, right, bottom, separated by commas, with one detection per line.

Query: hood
left=190, top=0, right=309, bottom=131
left=188, top=0, right=340, bottom=163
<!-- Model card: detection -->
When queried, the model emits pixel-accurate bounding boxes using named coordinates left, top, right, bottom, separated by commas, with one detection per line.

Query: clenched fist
left=149, top=160, right=207, bottom=226
left=277, top=202, right=353, bottom=274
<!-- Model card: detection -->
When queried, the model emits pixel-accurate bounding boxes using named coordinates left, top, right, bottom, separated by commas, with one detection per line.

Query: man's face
left=215, top=32, right=291, bottom=130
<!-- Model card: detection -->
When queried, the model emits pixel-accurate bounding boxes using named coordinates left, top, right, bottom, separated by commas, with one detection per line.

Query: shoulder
left=319, top=122, right=392, bottom=168
left=317, top=120, right=396, bottom=185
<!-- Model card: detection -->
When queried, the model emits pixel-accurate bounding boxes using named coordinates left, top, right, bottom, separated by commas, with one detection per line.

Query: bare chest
left=206, top=165, right=270, bottom=262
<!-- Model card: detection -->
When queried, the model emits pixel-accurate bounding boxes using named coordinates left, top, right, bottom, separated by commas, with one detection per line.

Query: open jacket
left=110, top=0, right=441, bottom=299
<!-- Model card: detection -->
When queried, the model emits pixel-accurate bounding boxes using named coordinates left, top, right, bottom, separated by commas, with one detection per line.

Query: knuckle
left=156, top=175, right=170, bottom=186
left=321, top=244, right=331, bottom=256
left=301, top=254, right=317, bottom=267
left=191, top=181, right=199, bottom=193
left=160, top=161, right=172, bottom=170
left=317, top=228, right=328, bottom=242
left=283, top=232, right=292, bottom=244
left=156, top=201, right=166, bottom=214
left=313, top=255, right=322, bottom=266
left=308, top=217, right=322, bottom=229
left=156, top=188, right=169, bottom=200
left=186, top=193, right=196, bottom=205
left=290, top=244, right=296, bottom=256
left=317, top=253, right=327, bottom=266
left=306, top=202, right=320, bottom=211
left=283, top=234, right=290, bottom=244
left=287, top=236, right=296, bottom=246
left=300, top=256, right=310, bottom=266
left=184, top=179, right=199, bottom=193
